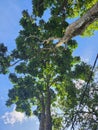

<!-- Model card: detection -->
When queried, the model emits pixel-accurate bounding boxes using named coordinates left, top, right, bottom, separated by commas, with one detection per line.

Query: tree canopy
left=0, top=1, right=98, bottom=130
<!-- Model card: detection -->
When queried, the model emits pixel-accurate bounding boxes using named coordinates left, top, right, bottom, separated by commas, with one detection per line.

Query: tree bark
left=39, top=97, right=46, bottom=130
left=45, top=86, right=52, bottom=130
left=56, top=2, right=98, bottom=47
left=39, top=110, right=45, bottom=130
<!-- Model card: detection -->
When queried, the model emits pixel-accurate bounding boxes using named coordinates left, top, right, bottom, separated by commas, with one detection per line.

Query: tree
left=0, top=1, right=98, bottom=130
left=5, top=11, right=82, bottom=130
left=71, top=76, right=98, bottom=130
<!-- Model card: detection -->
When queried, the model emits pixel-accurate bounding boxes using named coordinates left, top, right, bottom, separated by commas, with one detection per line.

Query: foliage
left=0, top=1, right=98, bottom=130
left=32, top=0, right=98, bottom=36
left=0, top=43, right=10, bottom=74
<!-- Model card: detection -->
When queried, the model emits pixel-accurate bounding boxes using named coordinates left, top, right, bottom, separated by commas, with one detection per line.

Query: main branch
left=56, top=2, right=98, bottom=47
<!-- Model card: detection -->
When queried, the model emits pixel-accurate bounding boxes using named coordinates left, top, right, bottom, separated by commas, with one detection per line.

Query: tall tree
left=0, top=1, right=98, bottom=130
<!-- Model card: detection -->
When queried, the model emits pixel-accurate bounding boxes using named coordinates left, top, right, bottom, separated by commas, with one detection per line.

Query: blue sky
left=0, top=1, right=98, bottom=130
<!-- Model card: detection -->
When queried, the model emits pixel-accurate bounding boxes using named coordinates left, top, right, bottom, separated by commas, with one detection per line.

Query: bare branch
left=10, top=59, right=22, bottom=66
left=24, top=35, right=42, bottom=42
left=25, top=35, right=60, bottom=44
left=56, top=2, right=98, bottom=47
left=43, top=37, right=60, bottom=44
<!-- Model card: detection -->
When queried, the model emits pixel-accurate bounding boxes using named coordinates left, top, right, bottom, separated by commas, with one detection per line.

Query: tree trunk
left=45, top=86, right=52, bottom=130
left=39, top=97, right=46, bottom=130
left=39, top=111, right=45, bottom=130
left=56, top=2, right=98, bottom=47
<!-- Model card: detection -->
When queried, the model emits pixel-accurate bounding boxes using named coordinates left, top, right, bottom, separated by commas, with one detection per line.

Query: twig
left=10, top=59, right=22, bottom=66
left=24, top=35, right=60, bottom=44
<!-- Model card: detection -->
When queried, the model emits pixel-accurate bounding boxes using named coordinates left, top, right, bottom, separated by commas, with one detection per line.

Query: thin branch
left=43, top=37, right=61, bottom=44
left=25, top=35, right=60, bottom=44
left=10, top=59, right=22, bottom=66
left=24, top=35, right=42, bottom=42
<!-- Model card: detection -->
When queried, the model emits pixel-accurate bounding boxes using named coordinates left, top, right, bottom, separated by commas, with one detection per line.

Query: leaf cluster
left=0, top=43, right=10, bottom=74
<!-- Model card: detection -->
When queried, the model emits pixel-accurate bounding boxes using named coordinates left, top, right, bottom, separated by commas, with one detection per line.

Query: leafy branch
left=56, top=2, right=98, bottom=47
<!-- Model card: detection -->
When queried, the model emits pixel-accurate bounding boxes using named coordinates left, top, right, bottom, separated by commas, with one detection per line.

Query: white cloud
left=1, top=110, right=27, bottom=125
